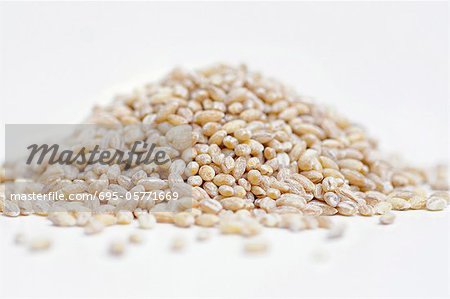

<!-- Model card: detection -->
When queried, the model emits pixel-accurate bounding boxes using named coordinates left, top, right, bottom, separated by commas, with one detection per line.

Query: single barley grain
left=196, top=230, right=211, bottom=241
left=426, top=196, right=447, bottom=211
left=171, top=236, right=186, bottom=252
left=430, top=191, right=450, bottom=204
left=14, top=232, right=27, bottom=245
left=76, top=212, right=92, bottom=226
left=138, top=213, right=157, bottom=229
left=195, top=214, right=219, bottom=227
left=29, top=237, right=52, bottom=251
left=174, top=212, right=195, bottom=228
left=84, top=218, right=105, bottom=235
left=244, top=239, right=269, bottom=254
left=336, top=202, right=357, bottom=216
left=380, top=212, right=396, bottom=225
left=219, top=219, right=244, bottom=234
left=199, top=199, right=222, bottom=214
left=220, top=197, right=245, bottom=211
left=48, top=212, right=77, bottom=227
left=259, top=214, right=279, bottom=227
left=116, top=210, right=134, bottom=224
left=198, top=165, right=215, bottom=182
left=129, top=233, right=144, bottom=244
left=388, top=197, right=411, bottom=211
left=327, top=223, right=346, bottom=239
left=374, top=201, right=393, bottom=215
left=153, top=212, right=175, bottom=223
left=3, top=200, right=20, bottom=217
left=94, top=214, right=117, bottom=226
left=409, top=195, right=426, bottom=210
left=109, top=240, right=126, bottom=256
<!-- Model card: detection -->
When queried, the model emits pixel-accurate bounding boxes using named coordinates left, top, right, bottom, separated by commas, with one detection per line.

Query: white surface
left=0, top=1, right=448, bottom=165
left=0, top=210, right=449, bottom=298
left=0, top=1, right=449, bottom=298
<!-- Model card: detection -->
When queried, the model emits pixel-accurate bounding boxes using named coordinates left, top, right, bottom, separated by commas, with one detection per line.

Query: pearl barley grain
left=198, top=165, right=215, bottom=182
left=380, top=212, right=396, bottom=225
left=171, top=236, right=186, bottom=252
left=138, top=213, right=156, bottom=229
left=85, top=219, right=105, bottom=235
left=244, top=239, right=269, bottom=254
left=109, top=241, right=126, bottom=256
left=14, top=232, right=27, bottom=245
left=117, top=210, right=134, bottom=224
left=129, top=233, right=144, bottom=244
left=196, top=230, right=211, bottom=241
left=29, top=237, right=52, bottom=252
left=426, top=196, right=447, bottom=211
left=174, top=212, right=195, bottom=228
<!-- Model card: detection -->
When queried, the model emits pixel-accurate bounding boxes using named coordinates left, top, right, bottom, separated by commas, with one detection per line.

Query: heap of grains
left=1, top=64, right=449, bottom=244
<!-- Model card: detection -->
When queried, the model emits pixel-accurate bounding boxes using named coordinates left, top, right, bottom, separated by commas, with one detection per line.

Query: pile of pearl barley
left=1, top=64, right=449, bottom=242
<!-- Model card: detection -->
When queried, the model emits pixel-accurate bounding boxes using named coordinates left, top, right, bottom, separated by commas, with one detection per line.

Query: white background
left=0, top=1, right=448, bottom=298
